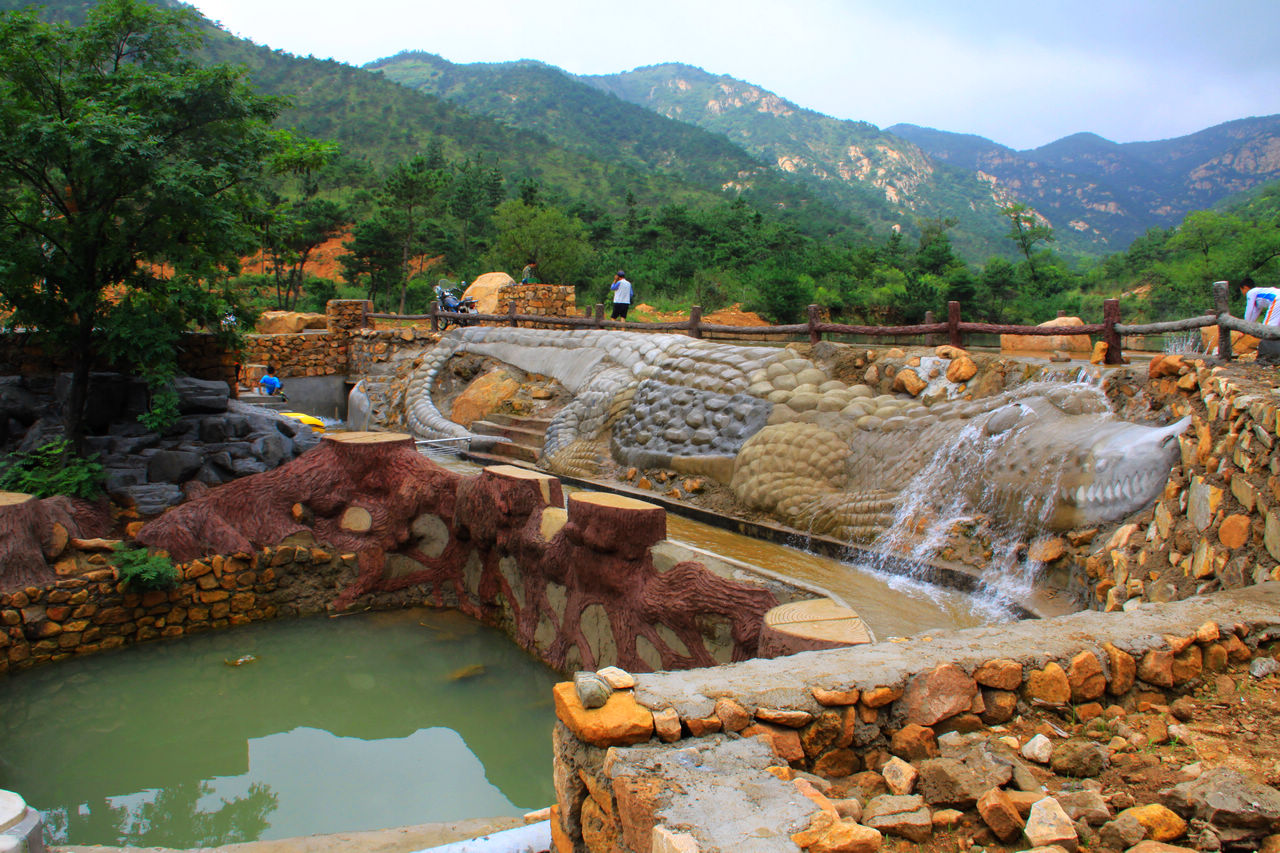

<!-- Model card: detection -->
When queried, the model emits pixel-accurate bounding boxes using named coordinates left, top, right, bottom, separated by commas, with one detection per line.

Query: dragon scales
left=391, top=328, right=1188, bottom=542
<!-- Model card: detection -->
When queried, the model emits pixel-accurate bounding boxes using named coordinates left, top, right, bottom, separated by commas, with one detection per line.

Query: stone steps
left=237, top=392, right=292, bottom=411
left=481, top=412, right=554, bottom=430
left=466, top=414, right=550, bottom=466
left=468, top=420, right=546, bottom=444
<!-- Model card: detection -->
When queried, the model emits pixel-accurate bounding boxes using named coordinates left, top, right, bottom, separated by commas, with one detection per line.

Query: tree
left=339, top=216, right=402, bottom=310
left=0, top=0, right=284, bottom=447
left=448, top=155, right=504, bottom=262
left=487, top=200, right=593, bottom=288
left=1003, top=203, right=1055, bottom=285
left=382, top=155, right=448, bottom=313
left=262, top=197, right=346, bottom=310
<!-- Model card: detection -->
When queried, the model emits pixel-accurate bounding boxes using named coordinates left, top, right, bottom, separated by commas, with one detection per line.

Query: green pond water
left=0, top=608, right=559, bottom=848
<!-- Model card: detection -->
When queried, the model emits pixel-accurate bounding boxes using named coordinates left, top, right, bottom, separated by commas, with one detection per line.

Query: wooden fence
left=366, top=281, right=1278, bottom=365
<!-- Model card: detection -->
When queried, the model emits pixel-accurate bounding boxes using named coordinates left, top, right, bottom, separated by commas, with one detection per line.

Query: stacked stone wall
left=0, top=331, right=236, bottom=389
left=548, top=584, right=1280, bottom=853
left=1053, top=358, right=1280, bottom=612
left=499, top=284, right=577, bottom=325
left=238, top=300, right=373, bottom=380
left=347, top=327, right=441, bottom=376
left=0, top=541, right=375, bottom=675
left=239, top=331, right=349, bottom=379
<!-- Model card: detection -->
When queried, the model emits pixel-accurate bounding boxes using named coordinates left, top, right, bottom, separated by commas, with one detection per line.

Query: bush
left=111, top=546, right=179, bottom=591
left=0, top=439, right=104, bottom=499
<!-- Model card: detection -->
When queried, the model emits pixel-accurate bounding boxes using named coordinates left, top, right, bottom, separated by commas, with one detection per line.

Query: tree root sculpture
left=0, top=492, right=111, bottom=591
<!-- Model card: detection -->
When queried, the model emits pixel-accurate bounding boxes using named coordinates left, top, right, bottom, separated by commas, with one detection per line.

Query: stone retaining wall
left=496, top=284, right=578, bottom=326
left=1057, top=359, right=1280, bottom=612
left=549, top=583, right=1280, bottom=853
left=1, top=461, right=818, bottom=679
left=0, top=331, right=237, bottom=389
left=241, top=290, right=576, bottom=381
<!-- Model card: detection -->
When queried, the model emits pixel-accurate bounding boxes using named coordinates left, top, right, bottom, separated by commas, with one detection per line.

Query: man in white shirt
left=610, top=271, right=632, bottom=320
left=1242, top=282, right=1280, bottom=326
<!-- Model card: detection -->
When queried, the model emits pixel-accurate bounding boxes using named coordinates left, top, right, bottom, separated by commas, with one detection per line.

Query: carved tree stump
left=563, top=492, right=666, bottom=560
left=137, top=432, right=461, bottom=562
left=0, top=492, right=59, bottom=591
left=758, top=598, right=874, bottom=658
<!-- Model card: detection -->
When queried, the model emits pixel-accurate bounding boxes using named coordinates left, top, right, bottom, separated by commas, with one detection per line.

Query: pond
left=0, top=608, right=559, bottom=848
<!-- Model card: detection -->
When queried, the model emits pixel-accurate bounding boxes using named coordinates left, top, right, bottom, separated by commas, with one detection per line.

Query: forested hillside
left=578, top=62, right=1023, bottom=259
left=2, top=0, right=1279, bottom=334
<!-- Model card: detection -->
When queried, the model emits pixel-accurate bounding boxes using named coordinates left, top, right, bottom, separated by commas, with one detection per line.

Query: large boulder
left=1000, top=316, right=1093, bottom=354
left=255, top=310, right=327, bottom=334
left=449, top=368, right=521, bottom=427
left=1161, top=768, right=1280, bottom=831
left=463, top=272, right=516, bottom=315
left=172, top=377, right=230, bottom=414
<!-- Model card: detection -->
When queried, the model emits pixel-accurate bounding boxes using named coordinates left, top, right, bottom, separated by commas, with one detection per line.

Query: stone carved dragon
left=391, top=328, right=1188, bottom=541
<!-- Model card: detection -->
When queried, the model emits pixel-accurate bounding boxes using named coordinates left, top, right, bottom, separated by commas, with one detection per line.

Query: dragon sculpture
left=376, top=327, right=1187, bottom=542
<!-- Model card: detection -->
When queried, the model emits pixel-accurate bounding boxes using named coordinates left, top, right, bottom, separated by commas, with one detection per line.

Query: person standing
left=520, top=260, right=539, bottom=284
left=610, top=270, right=632, bottom=321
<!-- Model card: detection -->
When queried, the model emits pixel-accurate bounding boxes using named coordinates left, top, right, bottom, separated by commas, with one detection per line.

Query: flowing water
left=0, top=608, right=558, bottom=848
left=661, top=515, right=993, bottom=637
left=850, top=380, right=1112, bottom=612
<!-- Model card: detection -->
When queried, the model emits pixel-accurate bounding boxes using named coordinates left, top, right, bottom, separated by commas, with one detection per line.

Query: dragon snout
left=1052, top=416, right=1189, bottom=528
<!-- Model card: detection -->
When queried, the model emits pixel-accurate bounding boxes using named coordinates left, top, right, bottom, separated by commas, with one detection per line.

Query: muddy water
left=661, top=514, right=996, bottom=637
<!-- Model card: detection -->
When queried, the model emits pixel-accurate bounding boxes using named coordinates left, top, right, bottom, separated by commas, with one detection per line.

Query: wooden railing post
left=430, top=300, right=440, bottom=332
left=924, top=310, right=936, bottom=347
left=807, top=304, right=822, bottom=344
left=689, top=305, right=703, bottom=339
left=1213, top=280, right=1232, bottom=362
left=508, top=301, right=518, bottom=329
left=947, top=301, right=962, bottom=349
left=594, top=303, right=604, bottom=329
left=1103, top=298, right=1123, bottom=365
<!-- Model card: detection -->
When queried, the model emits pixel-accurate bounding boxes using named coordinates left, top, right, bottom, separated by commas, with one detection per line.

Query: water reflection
left=0, top=609, right=558, bottom=847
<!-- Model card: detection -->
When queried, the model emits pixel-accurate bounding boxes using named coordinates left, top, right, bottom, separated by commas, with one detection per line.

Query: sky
left=187, top=0, right=1280, bottom=151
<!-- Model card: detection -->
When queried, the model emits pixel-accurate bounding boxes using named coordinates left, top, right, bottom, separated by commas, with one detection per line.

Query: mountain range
left=5, top=0, right=1278, bottom=262
left=370, top=53, right=1280, bottom=258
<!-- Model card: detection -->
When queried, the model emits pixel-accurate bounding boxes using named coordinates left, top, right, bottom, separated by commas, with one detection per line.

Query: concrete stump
left=759, top=597, right=874, bottom=657
left=0, top=790, right=46, bottom=853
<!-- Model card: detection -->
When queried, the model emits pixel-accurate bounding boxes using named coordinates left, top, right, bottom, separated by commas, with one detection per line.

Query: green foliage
left=0, top=439, right=104, bottom=499
left=110, top=545, right=179, bottom=590
left=0, top=0, right=286, bottom=444
left=486, top=200, right=594, bottom=287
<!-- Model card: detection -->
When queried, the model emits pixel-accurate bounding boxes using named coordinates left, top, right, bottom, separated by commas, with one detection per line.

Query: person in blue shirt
left=259, top=366, right=287, bottom=401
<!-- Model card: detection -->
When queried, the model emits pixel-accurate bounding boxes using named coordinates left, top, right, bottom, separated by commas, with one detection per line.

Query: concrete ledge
left=631, top=583, right=1280, bottom=717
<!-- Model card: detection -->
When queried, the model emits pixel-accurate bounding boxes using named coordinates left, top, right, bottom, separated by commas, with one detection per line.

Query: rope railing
left=362, top=280, right=1267, bottom=364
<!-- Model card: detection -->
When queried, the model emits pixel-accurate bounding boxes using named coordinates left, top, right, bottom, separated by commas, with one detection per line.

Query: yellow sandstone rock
left=552, top=682, right=654, bottom=747
left=1120, top=804, right=1187, bottom=842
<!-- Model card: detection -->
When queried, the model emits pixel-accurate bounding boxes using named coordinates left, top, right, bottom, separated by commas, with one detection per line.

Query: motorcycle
left=434, top=283, right=478, bottom=329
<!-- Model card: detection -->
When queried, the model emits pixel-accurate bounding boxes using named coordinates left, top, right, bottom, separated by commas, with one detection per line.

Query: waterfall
left=847, top=379, right=1113, bottom=620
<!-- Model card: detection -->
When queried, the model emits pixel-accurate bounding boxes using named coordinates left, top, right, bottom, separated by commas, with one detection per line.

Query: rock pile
left=555, top=650, right=1280, bottom=853
left=1, top=373, right=320, bottom=514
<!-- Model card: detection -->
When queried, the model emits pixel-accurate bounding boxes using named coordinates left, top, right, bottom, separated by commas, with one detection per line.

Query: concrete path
left=53, top=816, right=526, bottom=853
